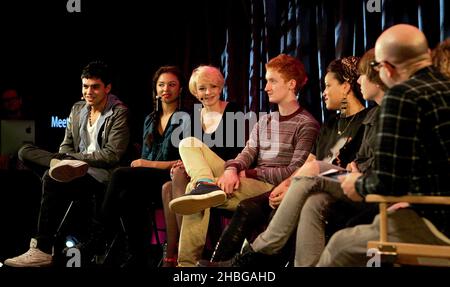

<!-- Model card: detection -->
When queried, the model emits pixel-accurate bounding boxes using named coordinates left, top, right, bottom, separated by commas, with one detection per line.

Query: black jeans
left=18, top=144, right=105, bottom=253
left=212, top=191, right=273, bottom=261
left=36, top=171, right=105, bottom=253
left=18, top=144, right=58, bottom=178
left=100, top=166, right=170, bottom=259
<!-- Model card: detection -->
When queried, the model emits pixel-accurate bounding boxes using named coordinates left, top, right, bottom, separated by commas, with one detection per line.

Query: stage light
left=65, top=235, right=79, bottom=248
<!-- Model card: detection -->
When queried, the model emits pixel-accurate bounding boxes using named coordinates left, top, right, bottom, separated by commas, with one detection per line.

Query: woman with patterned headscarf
left=313, top=56, right=367, bottom=166
left=199, top=56, right=370, bottom=267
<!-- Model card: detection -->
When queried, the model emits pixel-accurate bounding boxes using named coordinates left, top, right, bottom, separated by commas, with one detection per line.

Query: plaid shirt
left=356, top=67, right=450, bottom=195
left=356, top=66, right=450, bottom=235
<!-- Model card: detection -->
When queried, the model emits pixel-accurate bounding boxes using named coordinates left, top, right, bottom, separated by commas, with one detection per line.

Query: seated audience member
left=317, top=24, right=450, bottom=267
left=169, top=54, right=320, bottom=266
left=201, top=54, right=377, bottom=266
left=0, top=87, right=25, bottom=120
left=3, top=61, right=130, bottom=267
left=432, top=37, right=450, bottom=78
left=0, top=87, right=28, bottom=169
left=160, top=65, right=242, bottom=267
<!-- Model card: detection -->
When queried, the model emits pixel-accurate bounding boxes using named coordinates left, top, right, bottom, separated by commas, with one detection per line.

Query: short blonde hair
left=188, top=65, right=225, bottom=96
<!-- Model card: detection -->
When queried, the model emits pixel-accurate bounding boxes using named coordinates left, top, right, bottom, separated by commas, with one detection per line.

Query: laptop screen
left=0, top=120, right=35, bottom=156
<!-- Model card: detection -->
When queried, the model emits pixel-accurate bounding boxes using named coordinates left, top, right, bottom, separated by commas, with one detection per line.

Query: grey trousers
left=317, top=208, right=450, bottom=267
left=251, top=175, right=347, bottom=266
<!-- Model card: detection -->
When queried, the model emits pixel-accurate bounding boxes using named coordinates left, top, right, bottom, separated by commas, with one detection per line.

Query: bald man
left=317, top=24, right=450, bottom=266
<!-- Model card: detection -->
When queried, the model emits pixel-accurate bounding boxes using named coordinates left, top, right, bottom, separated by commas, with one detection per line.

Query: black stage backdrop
left=1, top=0, right=449, bottom=149
left=0, top=0, right=449, bottom=276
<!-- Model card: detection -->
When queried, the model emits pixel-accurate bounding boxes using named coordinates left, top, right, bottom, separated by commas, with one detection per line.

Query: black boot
left=119, top=211, right=152, bottom=268
left=198, top=244, right=272, bottom=267
left=211, top=192, right=272, bottom=262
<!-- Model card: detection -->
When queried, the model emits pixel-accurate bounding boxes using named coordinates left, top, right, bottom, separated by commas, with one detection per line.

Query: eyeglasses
left=370, top=60, right=396, bottom=72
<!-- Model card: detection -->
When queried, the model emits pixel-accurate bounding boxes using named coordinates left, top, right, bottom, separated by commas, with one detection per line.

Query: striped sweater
left=225, top=107, right=320, bottom=185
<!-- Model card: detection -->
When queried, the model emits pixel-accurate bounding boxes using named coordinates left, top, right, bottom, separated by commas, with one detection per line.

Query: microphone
left=155, top=95, right=161, bottom=111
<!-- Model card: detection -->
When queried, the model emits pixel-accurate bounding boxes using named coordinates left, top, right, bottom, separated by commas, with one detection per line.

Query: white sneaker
left=4, top=239, right=52, bottom=267
left=49, top=159, right=88, bottom=182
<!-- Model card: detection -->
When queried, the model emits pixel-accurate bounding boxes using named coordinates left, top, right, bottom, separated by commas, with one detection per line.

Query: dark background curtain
left=245, top=0, right=450, bottom=122
left=0, top=0, right=449, bottom=148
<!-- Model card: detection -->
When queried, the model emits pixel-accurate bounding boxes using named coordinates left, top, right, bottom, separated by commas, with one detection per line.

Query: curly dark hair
left=326, top=56, right=363, bottom=103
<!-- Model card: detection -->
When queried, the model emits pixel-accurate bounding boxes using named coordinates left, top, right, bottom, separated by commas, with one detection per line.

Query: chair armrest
left=365, top=194, right=450, bottom=205
left=366, top=194, right=450, bottom=243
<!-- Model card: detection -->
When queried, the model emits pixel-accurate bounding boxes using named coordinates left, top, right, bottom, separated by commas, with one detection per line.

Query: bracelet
left=170, top=167, right=175, bottom=179
left=163, top=257, right=177, bottom=263
left=225, top=167, right=237, bottom=171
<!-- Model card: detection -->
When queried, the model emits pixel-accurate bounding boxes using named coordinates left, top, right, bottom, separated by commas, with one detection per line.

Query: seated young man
left=169, top=54, right=320, bottom=266
left=3, top=61, right=130, bottom=267
left=200, top=52, right=384, bottom=267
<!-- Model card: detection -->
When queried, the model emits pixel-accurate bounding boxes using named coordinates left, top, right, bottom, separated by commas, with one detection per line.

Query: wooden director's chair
left=366, top=194, right=450, bottom=267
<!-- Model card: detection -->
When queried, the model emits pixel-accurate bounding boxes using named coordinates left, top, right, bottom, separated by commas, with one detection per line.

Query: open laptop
left=0, top=120, right=35, bottom=156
